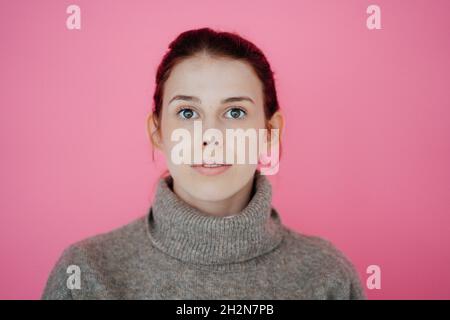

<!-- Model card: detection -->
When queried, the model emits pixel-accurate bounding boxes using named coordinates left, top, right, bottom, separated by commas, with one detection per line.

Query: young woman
left=42, top=28, right=366, bottom=300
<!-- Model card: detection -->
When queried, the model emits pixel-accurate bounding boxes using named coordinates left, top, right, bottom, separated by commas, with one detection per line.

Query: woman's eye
left=177, top=108, right=199, bottom=120
left=224, top=107, right=247, bottom=119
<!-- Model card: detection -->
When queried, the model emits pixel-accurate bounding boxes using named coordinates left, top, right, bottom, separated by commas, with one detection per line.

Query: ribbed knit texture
left=42, top=171, right=366, bottom=299
left=148, top=172, right=283, bottom=267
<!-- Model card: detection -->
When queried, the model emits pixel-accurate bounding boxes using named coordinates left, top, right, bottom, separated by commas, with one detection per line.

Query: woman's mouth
left=190, top=163, right=232, bottom=176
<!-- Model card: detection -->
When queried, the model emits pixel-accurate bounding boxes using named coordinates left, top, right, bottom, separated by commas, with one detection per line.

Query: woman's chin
left=168, top=164, right=257, bottom=202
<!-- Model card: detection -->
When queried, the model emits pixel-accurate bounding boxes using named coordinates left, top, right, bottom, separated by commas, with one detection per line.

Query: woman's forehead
left=163, top=55, right=263, bottom=104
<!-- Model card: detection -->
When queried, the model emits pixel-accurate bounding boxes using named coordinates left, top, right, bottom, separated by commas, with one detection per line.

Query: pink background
left=1, top=0, right=449, bottom=299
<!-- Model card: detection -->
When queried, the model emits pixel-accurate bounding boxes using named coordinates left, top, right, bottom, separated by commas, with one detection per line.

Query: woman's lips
left=190, top=164, right=232, bottom=176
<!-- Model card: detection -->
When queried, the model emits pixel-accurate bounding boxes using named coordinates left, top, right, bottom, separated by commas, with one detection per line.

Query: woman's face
left=151, top=54, right=273, bottom=202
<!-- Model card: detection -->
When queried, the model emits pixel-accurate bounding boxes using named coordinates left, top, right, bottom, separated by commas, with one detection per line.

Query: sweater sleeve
left=323, top=239, right=367, bottom=300
left=344, top=259, right=367, bottom=300
left=41, top=244, right=82, bottom=300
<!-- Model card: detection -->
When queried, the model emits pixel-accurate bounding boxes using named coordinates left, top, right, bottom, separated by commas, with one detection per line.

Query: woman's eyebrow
left=222, top=96, right=255, bottom=104
left=168, top=95, right=255, bottom=105
left=168, top=95, right=201, bottom=105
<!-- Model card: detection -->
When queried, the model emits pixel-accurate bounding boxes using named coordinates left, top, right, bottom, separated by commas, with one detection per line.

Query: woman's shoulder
left=68, top=215, right=149, bottom=255
left=278, top=226, right=367, bottom=299
left=41, top=215, right=150, bottom=299
left=281, top=226, right=349, bottom=260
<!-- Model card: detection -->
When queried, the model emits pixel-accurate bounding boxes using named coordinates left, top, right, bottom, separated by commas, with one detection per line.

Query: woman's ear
left=267, top=110, right=284, bottom=147
left=147, top=112, right=163, bottom=150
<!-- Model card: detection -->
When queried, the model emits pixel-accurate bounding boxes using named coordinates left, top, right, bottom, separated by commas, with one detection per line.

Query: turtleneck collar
left=146, top=170, right=284, bottom=266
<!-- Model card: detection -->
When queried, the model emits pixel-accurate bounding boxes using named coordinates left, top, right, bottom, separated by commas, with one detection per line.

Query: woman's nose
left=203, top=137, right=220, bottom=146
left=200, top=117, right=224, bottom=141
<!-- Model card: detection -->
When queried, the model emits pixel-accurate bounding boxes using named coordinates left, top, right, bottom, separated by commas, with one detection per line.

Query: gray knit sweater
left=42, top=171, right=366, bottom=300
